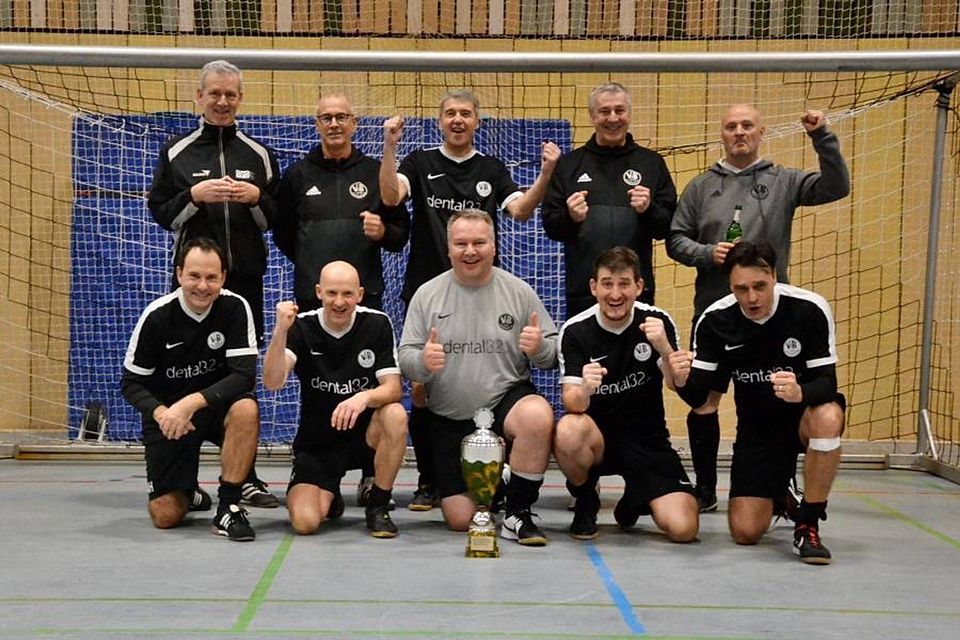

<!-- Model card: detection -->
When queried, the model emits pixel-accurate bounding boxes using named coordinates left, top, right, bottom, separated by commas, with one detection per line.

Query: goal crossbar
left=3, top=44, right=960, bottom=72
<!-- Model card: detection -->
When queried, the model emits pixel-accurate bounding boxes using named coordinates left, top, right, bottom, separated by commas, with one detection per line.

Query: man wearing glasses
left=274, top=94, right=409, bottom=314
left=274, top=93, right=409, bottom=507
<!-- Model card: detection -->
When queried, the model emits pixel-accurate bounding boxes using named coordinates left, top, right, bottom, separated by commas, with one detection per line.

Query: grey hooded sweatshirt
left=668, top=127, right=850, bottom=317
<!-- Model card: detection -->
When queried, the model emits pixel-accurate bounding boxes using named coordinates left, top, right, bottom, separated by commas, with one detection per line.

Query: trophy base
left=464, top=509, right=499, bottom=558
left=465, top=529, right=500, bottom=558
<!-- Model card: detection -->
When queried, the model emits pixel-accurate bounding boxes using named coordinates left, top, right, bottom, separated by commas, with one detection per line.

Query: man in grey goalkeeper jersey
left=398, top=209, right=558, bottom=546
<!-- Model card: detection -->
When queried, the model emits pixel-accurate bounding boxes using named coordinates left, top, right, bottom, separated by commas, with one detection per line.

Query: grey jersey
left=398, top=267, right=558, bottom=420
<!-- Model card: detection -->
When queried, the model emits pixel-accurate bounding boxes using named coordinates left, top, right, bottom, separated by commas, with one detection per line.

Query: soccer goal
left=1, top=35, right=959, bottom=481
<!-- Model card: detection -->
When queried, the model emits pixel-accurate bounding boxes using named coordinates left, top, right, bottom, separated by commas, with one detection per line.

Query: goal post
left=1, top=43, right=959, bottom=480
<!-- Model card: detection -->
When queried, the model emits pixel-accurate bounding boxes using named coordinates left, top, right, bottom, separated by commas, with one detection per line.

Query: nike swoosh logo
left=437, top=312, right=452, bottom=319
left=165, top=342, right=184, bottom=349
left=427, top=173, right=446, bottom=180
left=724, top=344, right=745, bottom=351
left=679, top=480, right=693, bottom=486
left=589, top=355, right=608, bottom=363
left=310, top=349, right=324, bottom=356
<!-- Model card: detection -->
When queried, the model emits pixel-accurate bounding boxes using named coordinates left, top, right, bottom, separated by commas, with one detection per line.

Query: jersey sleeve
left=493, top=158, right=522, bottom=210
left=799, top=296, right=839, bottom=405
left=678, top=311, right=725, bottom=408
left=397, top=289, right=432, bottom=382
left=120, top=307, right=164, bottom=417
left=374, top=314, right=401, bottom=379
left=397, top=151, right=420, bottom=199
left=558, top=323, right=587, bottom=385
left=200, top=295, right=257, bottom=408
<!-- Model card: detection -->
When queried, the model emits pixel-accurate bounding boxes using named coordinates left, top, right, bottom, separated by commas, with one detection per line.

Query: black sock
left=566, top=477, right=600, bottom=511
left=217, top=477, right=243, bottom=511
left=367, top=484, right=393, bottom=508
left=505, top=475, right=543, bottom=514
left=796, top=500, right=827, bottom=527
left=687, top=411, right=720, bottom=492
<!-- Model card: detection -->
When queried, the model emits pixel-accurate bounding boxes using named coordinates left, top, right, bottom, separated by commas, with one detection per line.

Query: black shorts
left=730, top=393, right=846, bottom=500
left=288, top=413, right=374, bottom=494
left=427, top=382, right=538, bottom=499
left=595, top=432, right=694, bottom=507
left=143, top=393, right=256, bottom=500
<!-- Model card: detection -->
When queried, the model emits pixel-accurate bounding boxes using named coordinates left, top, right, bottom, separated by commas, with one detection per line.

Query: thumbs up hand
left=423, top=326, right=445, bottom=372
left=519, top=312, right=543, bottom=357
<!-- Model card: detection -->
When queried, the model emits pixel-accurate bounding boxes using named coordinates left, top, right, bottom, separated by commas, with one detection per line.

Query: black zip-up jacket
left=148, top=119, right=280, bottom=279
left=542, top=133, right=677, bottom=315
left=273, top=145, right=409, bottom=308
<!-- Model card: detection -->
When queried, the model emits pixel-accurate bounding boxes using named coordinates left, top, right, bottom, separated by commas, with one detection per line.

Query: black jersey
left=398, top=147, right=521, bottom=302
left=690, top=283, right=838, bottom=434
left=286, top=306, right=400, bottom=450
left=559, top=303, right=679, bottom=442
left=121, top=289, right=258, bottom=439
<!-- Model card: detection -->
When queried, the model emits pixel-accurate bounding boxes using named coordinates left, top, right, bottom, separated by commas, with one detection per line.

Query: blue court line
left=586, top=542, right=646, bottom=635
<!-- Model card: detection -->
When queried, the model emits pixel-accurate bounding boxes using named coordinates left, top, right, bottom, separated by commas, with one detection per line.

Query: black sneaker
left=695, top=486, right=718, bottom=513
left=212, top=504, right=255, bottom=542
left=793, top=523, right=832, bottom=565
left=188, top=486, right=212, bottom=512
left=328, top=491, right=345, bottom=520
left=241, top=479, right=280, bottom=509
left=570, top=508, right=598, bottom=540
left=501, top=509, right=548, bottom=546
left=408, top=484, right=439, bottom=512
left=366, top=504, right=398, bottom=538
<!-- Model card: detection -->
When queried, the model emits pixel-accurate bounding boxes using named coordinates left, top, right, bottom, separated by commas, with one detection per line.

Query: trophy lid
left=473, top=407, right=494, bottom=430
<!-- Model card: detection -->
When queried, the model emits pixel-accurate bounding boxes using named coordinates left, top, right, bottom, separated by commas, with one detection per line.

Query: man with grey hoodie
left=667, top=104, right=850, bottom=514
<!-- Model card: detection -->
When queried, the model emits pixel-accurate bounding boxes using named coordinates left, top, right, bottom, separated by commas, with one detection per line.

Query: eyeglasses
left=316, top=113, right=354, bottom=125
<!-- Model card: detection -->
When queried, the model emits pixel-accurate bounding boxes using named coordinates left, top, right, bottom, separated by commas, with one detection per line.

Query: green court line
left=231, top=532, right=295, bottom=632
left=857, top=494, right=960, bottom=550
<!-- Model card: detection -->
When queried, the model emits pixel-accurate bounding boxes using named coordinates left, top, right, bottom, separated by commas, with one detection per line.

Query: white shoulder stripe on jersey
left=221, top=290, right=258, bottom=349
left=284, top=348, right=298, bottom=366
left=123, top=291, right=181, bottom=373
left=167, top=125, right=204, bottom=161
left=235, top=130, right=275, bottom=182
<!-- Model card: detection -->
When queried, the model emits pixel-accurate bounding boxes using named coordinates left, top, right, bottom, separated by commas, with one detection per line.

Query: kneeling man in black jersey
left=122, top=238, right=260, bottom=541
left=263, top=261, right=408, bottom=538
left=668, top=241, right=845, bottom=564
left=554, top=247, right=698, bottom=542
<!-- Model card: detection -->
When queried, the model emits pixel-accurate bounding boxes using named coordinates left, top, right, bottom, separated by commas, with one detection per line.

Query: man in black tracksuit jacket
left=148, top=60, right=280, bottom=344
left=542, top=82, right=677, bottom=319
left=273, top=94, right=408, bottom=313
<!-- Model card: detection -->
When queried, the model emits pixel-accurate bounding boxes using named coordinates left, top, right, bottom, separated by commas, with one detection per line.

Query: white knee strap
left=808, top=437, right=841, bottom=452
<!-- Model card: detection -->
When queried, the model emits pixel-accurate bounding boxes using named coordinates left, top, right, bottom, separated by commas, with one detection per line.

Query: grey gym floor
left=1, top=460, right=958, bottom=640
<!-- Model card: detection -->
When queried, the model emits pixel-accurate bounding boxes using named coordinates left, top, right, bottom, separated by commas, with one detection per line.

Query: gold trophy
left=461, top=407, right=505, bottom=558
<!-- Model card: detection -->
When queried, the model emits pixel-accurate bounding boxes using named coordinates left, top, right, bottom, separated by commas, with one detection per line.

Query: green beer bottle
left=726, top=205, right=743, bottom=242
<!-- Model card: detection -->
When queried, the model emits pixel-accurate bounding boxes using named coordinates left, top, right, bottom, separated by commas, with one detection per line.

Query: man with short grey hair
left=543, top=81, right=677, bottom=318
left=148, top=59, right=281, bottom=509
